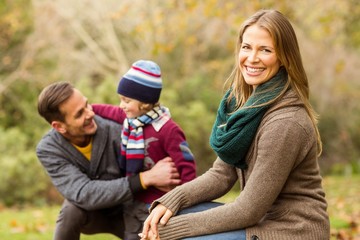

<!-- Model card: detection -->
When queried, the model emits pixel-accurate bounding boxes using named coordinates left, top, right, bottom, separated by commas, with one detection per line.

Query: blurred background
left=0, top=0, right=359, bottom=236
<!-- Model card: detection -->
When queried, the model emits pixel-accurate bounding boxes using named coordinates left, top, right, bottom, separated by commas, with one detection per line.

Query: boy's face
left=119, top=95, right=147, bottom=119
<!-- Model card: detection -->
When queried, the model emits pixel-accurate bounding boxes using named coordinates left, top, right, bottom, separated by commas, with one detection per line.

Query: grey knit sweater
left=151, top=90, right=330, bottom=240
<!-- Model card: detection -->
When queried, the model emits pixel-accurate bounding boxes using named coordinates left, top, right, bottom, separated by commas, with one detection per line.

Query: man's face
left=54, top=89, right=97, bottom=146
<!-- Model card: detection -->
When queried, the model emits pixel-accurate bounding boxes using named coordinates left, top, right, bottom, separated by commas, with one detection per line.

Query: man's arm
left=91, top=105, right=182, bottom=191
left=37, top=135, right=180, bottom=210
left=36, top=137, right=134, bottom=210
left=141, top=157, right=181, bottom=192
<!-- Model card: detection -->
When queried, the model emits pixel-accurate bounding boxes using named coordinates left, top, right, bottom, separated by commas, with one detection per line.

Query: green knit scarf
left=210, top=68, right=287, bottom=169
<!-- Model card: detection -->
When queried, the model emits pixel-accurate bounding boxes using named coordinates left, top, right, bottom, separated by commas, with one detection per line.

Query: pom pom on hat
left=117, top=60, right=162, bottom=104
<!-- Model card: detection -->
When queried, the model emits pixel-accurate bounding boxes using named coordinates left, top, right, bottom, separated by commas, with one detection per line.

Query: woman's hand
left=138, top=229, right=159, bottom=240
left=139, top=203, right=174, bottom=240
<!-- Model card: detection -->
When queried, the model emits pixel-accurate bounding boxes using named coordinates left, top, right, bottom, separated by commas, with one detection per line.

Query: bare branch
left=69, top=19, right=119, bottom=71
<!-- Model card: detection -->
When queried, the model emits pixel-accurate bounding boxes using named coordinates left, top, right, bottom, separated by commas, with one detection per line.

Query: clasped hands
left=139, top=204, right=173, bottom=240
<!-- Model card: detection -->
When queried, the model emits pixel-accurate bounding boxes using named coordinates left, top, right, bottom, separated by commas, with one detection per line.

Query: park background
left=0, top=0, right=359, bottom=239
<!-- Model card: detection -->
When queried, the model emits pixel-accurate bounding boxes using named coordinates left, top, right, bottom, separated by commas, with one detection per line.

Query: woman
left=140, top=9, right=330, bottom=240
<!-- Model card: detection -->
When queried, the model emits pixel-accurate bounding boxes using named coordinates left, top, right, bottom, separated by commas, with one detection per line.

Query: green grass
left=0, top=206, right=119, bottom=240
left=0, top=175, right=359, bottom=239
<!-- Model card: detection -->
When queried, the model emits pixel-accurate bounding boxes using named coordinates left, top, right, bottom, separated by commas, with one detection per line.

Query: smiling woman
left=140, top=9, right=329, bottom=240
left=239, top=25, right=281, bottom=89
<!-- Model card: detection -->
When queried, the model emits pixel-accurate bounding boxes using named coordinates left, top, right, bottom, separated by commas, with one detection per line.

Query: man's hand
left=141, top=157, right=181, bottom=191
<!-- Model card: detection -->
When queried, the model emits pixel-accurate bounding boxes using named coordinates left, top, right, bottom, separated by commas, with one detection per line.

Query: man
left=36, top=82, right=181, bottom=240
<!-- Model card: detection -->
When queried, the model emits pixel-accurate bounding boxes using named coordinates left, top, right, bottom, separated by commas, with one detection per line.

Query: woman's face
left=239, top=24, right=281, bottom=90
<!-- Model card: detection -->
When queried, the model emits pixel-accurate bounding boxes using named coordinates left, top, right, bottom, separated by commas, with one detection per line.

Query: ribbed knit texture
left=246, top=222, right=330, bottom=240
left=210, top=68, right=287, bottom=169
left=117, top=60, right=162, bottom=103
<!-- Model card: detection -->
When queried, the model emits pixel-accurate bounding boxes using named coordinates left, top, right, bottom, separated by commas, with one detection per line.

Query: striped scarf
left=120, top=106, right=166, bottom=176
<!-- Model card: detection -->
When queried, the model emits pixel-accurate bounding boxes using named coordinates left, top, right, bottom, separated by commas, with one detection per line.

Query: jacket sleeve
left=36, top=135, right=134, bottom=211
left=35, top=117, right=145, bottom=211
left=92, top=104, right=126, bottom=124
left=161, top=123, right=197, bottom=184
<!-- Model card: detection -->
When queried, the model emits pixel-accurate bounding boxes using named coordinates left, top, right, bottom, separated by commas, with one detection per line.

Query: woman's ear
left=51, top=121, right=66, bottom=134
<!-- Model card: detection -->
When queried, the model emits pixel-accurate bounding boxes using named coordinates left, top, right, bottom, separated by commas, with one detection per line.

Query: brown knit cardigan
left=150, top=90, right=330, bottom=240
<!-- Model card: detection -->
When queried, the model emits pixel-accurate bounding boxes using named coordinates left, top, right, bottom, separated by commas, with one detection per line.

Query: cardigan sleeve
left=150, top=158, right=238, bottom=240
left=152, top=158, right=238, bottom=213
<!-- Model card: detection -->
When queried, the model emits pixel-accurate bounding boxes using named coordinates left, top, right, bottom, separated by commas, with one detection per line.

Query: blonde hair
left=227, top=9, right=322, bottom=155
left=139, top=102, right=160, bottom=112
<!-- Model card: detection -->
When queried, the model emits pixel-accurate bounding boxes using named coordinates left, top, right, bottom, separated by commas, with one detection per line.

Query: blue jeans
left=179, top=202, right=246, bottom=240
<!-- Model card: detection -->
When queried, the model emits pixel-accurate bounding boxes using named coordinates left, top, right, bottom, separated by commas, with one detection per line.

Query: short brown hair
left=38, top=82, right=74, bottom=124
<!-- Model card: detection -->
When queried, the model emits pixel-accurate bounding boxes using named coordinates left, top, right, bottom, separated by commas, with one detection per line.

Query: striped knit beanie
left=117, top=60, right=162, bottom=104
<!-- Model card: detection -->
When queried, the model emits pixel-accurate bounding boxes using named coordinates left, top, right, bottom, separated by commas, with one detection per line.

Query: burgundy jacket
left=92, top=104, right=196, bottom=203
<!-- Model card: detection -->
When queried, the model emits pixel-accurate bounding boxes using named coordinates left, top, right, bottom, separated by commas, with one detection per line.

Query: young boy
left=92, top=60, right=196, bottom=240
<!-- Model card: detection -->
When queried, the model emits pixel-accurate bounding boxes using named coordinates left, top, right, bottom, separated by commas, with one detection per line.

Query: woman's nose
left=248, top=50, right=260, bottom=62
